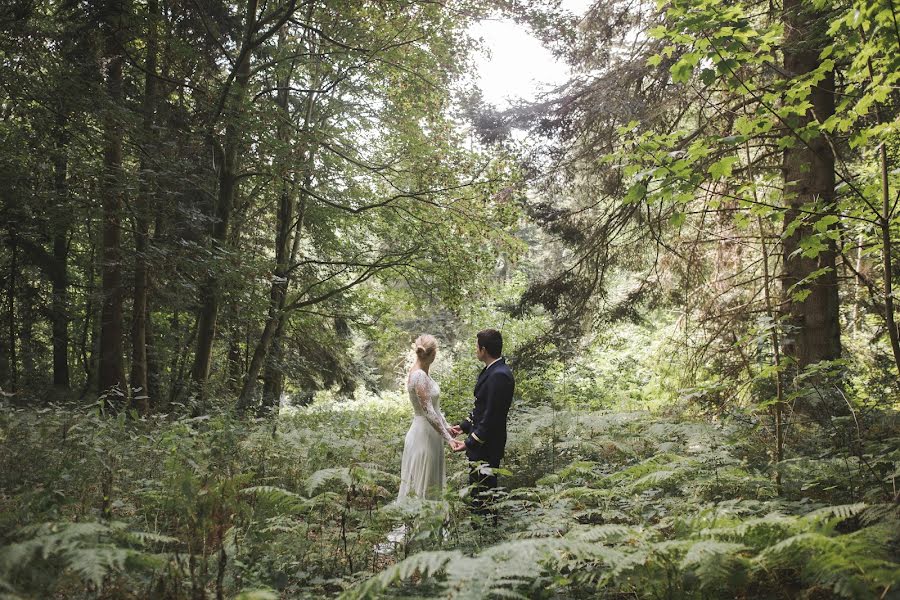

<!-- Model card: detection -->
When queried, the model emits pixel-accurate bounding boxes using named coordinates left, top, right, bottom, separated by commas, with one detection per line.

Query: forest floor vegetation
left=1, top=383, right=898, bottom=599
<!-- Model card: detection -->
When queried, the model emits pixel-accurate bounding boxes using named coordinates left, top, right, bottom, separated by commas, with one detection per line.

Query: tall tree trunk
left=242, top=25, right=318, bottom=412
left=51, top=237, right=69, bottom=389
left=780, top=0, right=841, bottom=370
left=6, top=238, right=17, bottom=393
left=878, top=144, right=900, bottom=378
left=260, top=194, right=309, bottom=412
left=98, top=0, right=128, bottom=400
left=260, top=324, right=285, bottom=410
left=238, top=39, right=296, bottom=412
left=19, top=285, right=36, bottom=383
left=51, top=110, right=70, bottom=390
left=190, top=0, right=259, bottom=402
left=226, top=304, right=243, bottom=391
left=130, top=0, right=159, bottom=413
left=79, top=236, right=97, bottom=395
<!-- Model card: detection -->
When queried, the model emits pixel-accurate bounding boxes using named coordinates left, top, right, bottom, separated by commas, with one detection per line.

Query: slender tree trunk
left=780, top=0, right=841, bottom=370
left=854, top=27, right=900, bottom=378
left=130, top=0, right=159, bottom=413
left=167, top=310, right=182, bottom=403
left=98, top=0, right=128, bottom=400
left=878, top=145, right=900, bottom=378
left=238, top=39, right=296, bottom=411
left=147, top=186, right=168, bottom=406
left=226, top=305, right=243, bottom=391
left=224, top=209, right=248, bottom=393
left=244, top=25, right=318, bottom=412
left=852, top=233, right=863, bottom=331
left=79, top=236, right=97, bottom=394
left=190, top=0, right=259, bottom=402
left=145, top=301, right=162, bottom=404
left=261, top=195, right=308, bottom=411
left=759, top=217, right=785, bottom=493
left=51, top=238, right=69, bottom=389
left=260, top=330, right=285, bottom=410
left=51, top=110, right=70, bottom=390
left=6, top=238, right=17, bottom=393
left=20, top=285, right=36, bottom=382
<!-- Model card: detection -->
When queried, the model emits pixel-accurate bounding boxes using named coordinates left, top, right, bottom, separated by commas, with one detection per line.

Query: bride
left=397, top=334, right=464, bottom=500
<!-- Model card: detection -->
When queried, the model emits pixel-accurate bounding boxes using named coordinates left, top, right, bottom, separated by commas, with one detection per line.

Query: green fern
left=678, top=540, right=750, bottom=591
left=0, top=521, right=171, bottom=596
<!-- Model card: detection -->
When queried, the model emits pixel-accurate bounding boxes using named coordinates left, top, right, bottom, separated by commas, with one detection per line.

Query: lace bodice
left=407, top=369, right=453, bottom=443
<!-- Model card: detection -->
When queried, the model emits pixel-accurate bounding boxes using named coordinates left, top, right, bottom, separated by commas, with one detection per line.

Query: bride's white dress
left=397, top=369, right=454, bottom=499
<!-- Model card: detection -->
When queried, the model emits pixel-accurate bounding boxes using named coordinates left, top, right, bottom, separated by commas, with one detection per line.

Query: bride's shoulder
left=407, top=369, right=436, bottom=388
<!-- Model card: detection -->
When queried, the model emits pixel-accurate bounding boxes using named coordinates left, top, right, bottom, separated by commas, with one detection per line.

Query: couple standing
left=398, top=329, right=514, bottom=515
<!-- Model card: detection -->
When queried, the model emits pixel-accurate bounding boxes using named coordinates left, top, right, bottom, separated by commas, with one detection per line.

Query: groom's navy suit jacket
left=459, top=357, right=514, bottom=467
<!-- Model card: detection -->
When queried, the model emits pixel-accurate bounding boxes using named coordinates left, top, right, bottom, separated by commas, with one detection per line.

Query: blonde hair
left=414, top=334, right=438, bottom=360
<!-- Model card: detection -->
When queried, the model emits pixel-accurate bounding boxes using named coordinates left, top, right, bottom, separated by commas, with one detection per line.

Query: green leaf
left=709, top=156, right=739, bottom=179
left=624, top=182, right=647, bottom=205
left=814, top=215, right=839, bottom=232
left=670, top=52, right=701, bottom=84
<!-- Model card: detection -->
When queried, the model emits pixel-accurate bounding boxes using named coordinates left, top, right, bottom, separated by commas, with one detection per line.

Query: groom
left=450, top=329, right=515, bottom=519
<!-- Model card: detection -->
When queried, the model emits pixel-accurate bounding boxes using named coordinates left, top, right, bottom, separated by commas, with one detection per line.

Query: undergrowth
left=1, top=392, right=898, bottom=599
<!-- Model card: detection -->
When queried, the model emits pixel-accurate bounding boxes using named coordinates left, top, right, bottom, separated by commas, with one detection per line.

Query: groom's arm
left=464, top=374, right=513, bottom=451
left=459, top=411, right=473, bottom=434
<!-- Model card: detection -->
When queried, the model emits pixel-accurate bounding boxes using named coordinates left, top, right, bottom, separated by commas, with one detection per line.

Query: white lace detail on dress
left=408, top=370, right=453, bottom=443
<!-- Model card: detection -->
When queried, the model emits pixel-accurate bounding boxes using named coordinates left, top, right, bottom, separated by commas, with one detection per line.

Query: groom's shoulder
left=492, top=360, right=514, bottom=381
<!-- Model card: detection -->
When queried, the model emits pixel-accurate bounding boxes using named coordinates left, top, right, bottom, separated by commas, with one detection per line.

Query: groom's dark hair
left=477, top=329, right=503, bottom=358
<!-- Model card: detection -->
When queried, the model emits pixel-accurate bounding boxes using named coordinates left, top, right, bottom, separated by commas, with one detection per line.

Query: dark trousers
left=468, top=461, right=499, bottom=521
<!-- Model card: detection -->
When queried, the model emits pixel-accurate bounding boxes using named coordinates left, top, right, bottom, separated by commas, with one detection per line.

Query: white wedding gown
left=397, top=369, right=454, bottom=500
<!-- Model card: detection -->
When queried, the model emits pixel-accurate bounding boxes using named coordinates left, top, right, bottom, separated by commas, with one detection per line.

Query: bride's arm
left=412, top=373, right=454, bottom=443
left=438, top=405, right=451, bottom=431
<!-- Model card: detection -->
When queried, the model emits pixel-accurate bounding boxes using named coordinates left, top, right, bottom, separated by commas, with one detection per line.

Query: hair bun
left=413, top=334, right=438, bottom=360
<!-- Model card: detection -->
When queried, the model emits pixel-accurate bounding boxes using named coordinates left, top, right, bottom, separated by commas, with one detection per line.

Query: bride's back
left=407, top=370, right=440, bottom=416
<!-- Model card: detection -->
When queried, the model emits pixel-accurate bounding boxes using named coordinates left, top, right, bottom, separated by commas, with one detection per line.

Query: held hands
left=447, top=422, right=465, bottom=452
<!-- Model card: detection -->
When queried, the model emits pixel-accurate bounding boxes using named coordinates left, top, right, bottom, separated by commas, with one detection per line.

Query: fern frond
left=123, top=530, right=179, bottom=546
left=803, top=502, right=867, bottom=522
left=63, top=546, right=132, bottom=588
left=565, top=524, right=637, bottom=543
left=306, top=467, right=352, bottom=494
left=679, top=540, right=749, bottom=591
left=242, top=485, right=307, bottom=510
left=859, top=503, right=899, bottom=526
left=343, top=550, right=461, bottom=599
left=631, top=469, right=678, bottom=489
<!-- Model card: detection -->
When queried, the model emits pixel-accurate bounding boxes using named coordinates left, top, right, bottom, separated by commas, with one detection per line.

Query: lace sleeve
left=439, top=409, right=451, bottom=432
left=411, top=371, right=454, bottom=443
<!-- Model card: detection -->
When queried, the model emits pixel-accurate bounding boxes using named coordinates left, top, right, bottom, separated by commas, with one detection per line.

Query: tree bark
left=244, top=22, right=318, bottom=412
left=878, top=144, right=900, bottom=378
left=238, top=32, right=297, bottom=412
left=190, top=0, right=259, bottom=401
left=6, top=238, right=17, bottom=393
left=226, top=304, right=243, bottom=391
left=51, top=109, right=70, bottom=390
left=260, top=194, right=309, bottom=412
left=780, top=0, right=841, bottom=370
left=130, top=0, right=159, bottom=413
left=98, top=0, right=128, bottom=400
left=19, top=284, right=36, bottom=383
